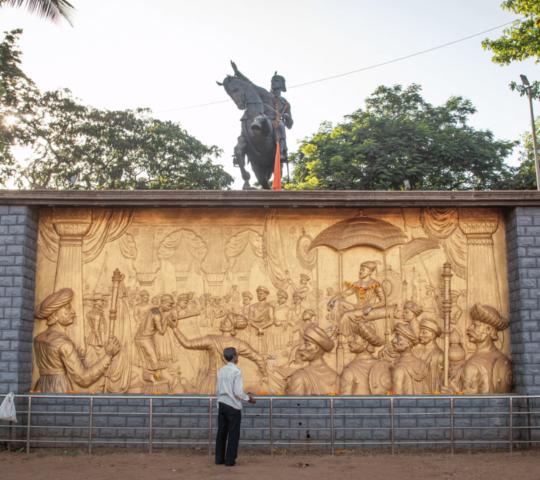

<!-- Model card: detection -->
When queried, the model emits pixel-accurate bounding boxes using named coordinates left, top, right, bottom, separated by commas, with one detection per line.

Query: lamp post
left=520, top=75, right=540, bottom=191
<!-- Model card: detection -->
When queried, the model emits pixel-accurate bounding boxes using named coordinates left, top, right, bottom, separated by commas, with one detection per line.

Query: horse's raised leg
left=233, top=135, right=252, bottom=190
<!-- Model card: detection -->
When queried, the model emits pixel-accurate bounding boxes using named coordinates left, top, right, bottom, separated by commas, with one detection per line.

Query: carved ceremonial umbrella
left=308, top=213, right=408, bottom=371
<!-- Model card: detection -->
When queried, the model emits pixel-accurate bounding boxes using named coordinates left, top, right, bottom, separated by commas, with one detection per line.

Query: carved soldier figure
left=86, top=293, right=109, bottom=348
left=231, top=62, right=293, bottom=165
left=391, top=323, right=429, bottom=395
left=222, top=294, right=233, bottom=312
left=186, top=292, right=199, bottom=314
left=288, top=273, right=310, bottom=301
left=134, top=290, right=151, bottom=326
left=236, top=291, right=253, bottom=343
left=286, top=324, right=340, bottom=395
left=212, top=296, right=228, bottom=326
left=33, top=288, right=120, bottom=393
left=273, top=290, right=290, bottom=352
left=287, top=291, right=306, bottom=343
left=416, top=318, right=444, bottom=392
left=340, top=322, right=391, bottom=395
left=230, top=285, right=241, bottom=307
left=170, top=313, right=268, bottom=394
left=401, top=300, right=423, bottom=337
left=133, top=294, right=175, bottom=374
left=334, top=261, right=386, bottom=336
left=450, top=303, right=513, bottom=394
left=176, top=293, right=189, bottom=316
left=248, top=286, right=275, bottom=355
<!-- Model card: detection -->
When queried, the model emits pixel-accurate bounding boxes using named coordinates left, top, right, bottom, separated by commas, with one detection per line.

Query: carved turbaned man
left=391, top=323, right=429, bottom=395
left=340, top=322, right=391, bottom=395
left=416, top=317, right=444, bottom=392
left=454, top=303, right=513, bottom=394
left=286, top=324, right=340, bottom=395
left=33, top=288, right=120, bottom=393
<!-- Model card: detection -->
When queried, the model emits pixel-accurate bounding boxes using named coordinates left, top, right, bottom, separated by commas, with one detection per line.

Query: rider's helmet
left=271, top=73, right=286, bottom=92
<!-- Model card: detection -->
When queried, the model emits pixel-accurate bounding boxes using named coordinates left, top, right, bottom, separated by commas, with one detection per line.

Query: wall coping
left=1, top=189, right=540, bottom=208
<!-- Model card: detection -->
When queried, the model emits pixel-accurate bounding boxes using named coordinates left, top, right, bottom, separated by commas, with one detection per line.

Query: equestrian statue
left=217, top=61, right=293, bottom=190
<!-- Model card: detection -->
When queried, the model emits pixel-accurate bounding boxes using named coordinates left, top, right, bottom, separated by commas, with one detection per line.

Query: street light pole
left=521, top=75, right=540, bottom=191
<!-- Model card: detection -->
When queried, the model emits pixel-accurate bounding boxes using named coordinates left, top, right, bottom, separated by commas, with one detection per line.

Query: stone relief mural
left=32, top=207, right=513, bottom=395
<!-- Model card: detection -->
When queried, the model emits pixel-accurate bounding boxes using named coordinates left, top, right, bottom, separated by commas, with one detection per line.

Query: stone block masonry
left=0, top=206, right=38, bottom=395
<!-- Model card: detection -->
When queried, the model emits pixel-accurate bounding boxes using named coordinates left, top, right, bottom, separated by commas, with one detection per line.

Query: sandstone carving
left=32, top=206, right=512, bottom=395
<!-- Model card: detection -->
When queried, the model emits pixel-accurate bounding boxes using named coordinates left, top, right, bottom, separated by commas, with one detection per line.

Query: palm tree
left=1, top=0, right=75, bottom=26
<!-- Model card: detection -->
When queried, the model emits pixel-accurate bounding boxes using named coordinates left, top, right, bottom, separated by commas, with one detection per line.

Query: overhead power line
left=155, top=19, right=518, bottom=114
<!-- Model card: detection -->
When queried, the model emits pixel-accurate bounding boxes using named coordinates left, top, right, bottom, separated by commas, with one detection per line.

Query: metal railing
left=0, top=394, right=539, bottom=455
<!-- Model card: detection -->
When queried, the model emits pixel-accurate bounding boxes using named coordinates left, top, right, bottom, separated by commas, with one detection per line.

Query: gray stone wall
left=0, top=396, right=529, bottom=450
left=0, top=205, right=539, bottom=449
left=505, top=207, right=540, bottom=395
left=0, top=206, right=38, bottom=395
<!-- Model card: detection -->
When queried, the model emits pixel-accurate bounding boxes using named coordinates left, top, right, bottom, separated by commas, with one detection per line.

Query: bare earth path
left=1, top=449, right=539, bottom=480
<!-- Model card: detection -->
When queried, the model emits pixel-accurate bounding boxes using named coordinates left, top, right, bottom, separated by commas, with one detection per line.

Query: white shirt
left=216, top=362, right=250, bottom=410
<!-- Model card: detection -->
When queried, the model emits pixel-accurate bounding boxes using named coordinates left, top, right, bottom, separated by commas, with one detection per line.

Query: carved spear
left=108, top=268, right=124, bottom=341
left=442, top=262, right=453, bottom=388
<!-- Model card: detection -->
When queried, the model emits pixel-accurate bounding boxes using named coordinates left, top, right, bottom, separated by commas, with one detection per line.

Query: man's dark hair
left=223, top=347, right=237, bottom=362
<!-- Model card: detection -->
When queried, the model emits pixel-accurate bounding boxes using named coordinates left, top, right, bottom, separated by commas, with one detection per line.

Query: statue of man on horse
left=217, top=62, right=294, bottom=190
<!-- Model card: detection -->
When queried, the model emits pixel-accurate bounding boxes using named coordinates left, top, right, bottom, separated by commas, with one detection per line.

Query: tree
left=0, top=30, right=234, bottom=190
left=482, top=1, right=540, bottom=66
left=0, top=0, right=75, bottom=26
left=508, top=118, right=540, bottom=189
left=287, top=85, right=516, bottom=191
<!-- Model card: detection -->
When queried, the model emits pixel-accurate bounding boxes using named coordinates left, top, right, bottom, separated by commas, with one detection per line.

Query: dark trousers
left=215, top=402, right=242, bottom=466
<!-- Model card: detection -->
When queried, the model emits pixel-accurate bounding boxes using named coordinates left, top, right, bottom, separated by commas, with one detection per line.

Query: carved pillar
left=458, top=208, right=500, bottom=352
left=52, top=208, right=93, bottom=349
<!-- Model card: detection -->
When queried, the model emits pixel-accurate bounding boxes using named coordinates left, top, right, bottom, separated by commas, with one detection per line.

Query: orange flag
left=273, top=141, right=281, bottom=191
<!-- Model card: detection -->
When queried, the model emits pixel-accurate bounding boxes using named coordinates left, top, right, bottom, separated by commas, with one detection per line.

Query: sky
left=1, top=0, right=538, bottom=189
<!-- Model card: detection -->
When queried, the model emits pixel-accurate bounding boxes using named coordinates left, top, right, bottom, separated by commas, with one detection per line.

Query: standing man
left=215, top=347, right=256, bottom=467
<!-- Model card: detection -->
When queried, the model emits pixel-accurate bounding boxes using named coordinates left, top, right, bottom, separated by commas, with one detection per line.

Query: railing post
left=270, top=399, right=274, bottom=457
left=390, top=398, right=395, bottom=454
left=88, top=397, right=93, bottom=454
left=509, top=397, right=513, bottom=453
left=330, top=398, right=334, bottom=456
left=450, top=397, right=454, bottom=455
left=149, top=398, right=153, bottom=454
left=8, top=420, right=12, bottom=454
left=527, top=397, right=532, bottom=450
left=208, top=399, right=212, bottom=456
left=26, top=397, right=31, bottom=454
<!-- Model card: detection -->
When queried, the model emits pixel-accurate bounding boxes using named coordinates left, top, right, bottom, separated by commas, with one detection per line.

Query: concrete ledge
left=1, top=190, right=540, bottom=208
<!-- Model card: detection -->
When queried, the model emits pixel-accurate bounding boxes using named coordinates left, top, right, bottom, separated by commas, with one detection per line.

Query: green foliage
left=482, top=1, right=540, bottom=65
left=0, top=1, right=75, bottom=26
left=509, top=116, right=540, bottom=189
left=287, top=85, right=516, bottom=191
left=0, top=30, right=233, bottom=190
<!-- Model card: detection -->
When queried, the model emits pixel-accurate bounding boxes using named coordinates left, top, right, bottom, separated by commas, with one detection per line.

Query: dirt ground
left=1, top=448, right=540, bottom=480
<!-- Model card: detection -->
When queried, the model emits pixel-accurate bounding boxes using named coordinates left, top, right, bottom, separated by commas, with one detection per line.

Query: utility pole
left=521, top=75, right=540, bottom=190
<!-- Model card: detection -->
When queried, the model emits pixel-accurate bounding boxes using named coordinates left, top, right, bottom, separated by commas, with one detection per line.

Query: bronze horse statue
left=218, top=63, right=293, bottom=190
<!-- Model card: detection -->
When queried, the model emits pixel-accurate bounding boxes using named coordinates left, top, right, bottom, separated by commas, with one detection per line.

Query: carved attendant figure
left=286, top=325, right=339, bottom=395
left=248, top=286, right=275, bottom=355
left=273, top=290, right=290, bottom=352
left=416, top=318, right=444, bottom=392
left=391, top=323, right=429, bottom=395
left=401, top=300, right=423, bottom=337
left=33, top=288, right=120, bottom=393
left=340, top=322, right=390, bottom=395
left=86, top=293, right=109, bottom=348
